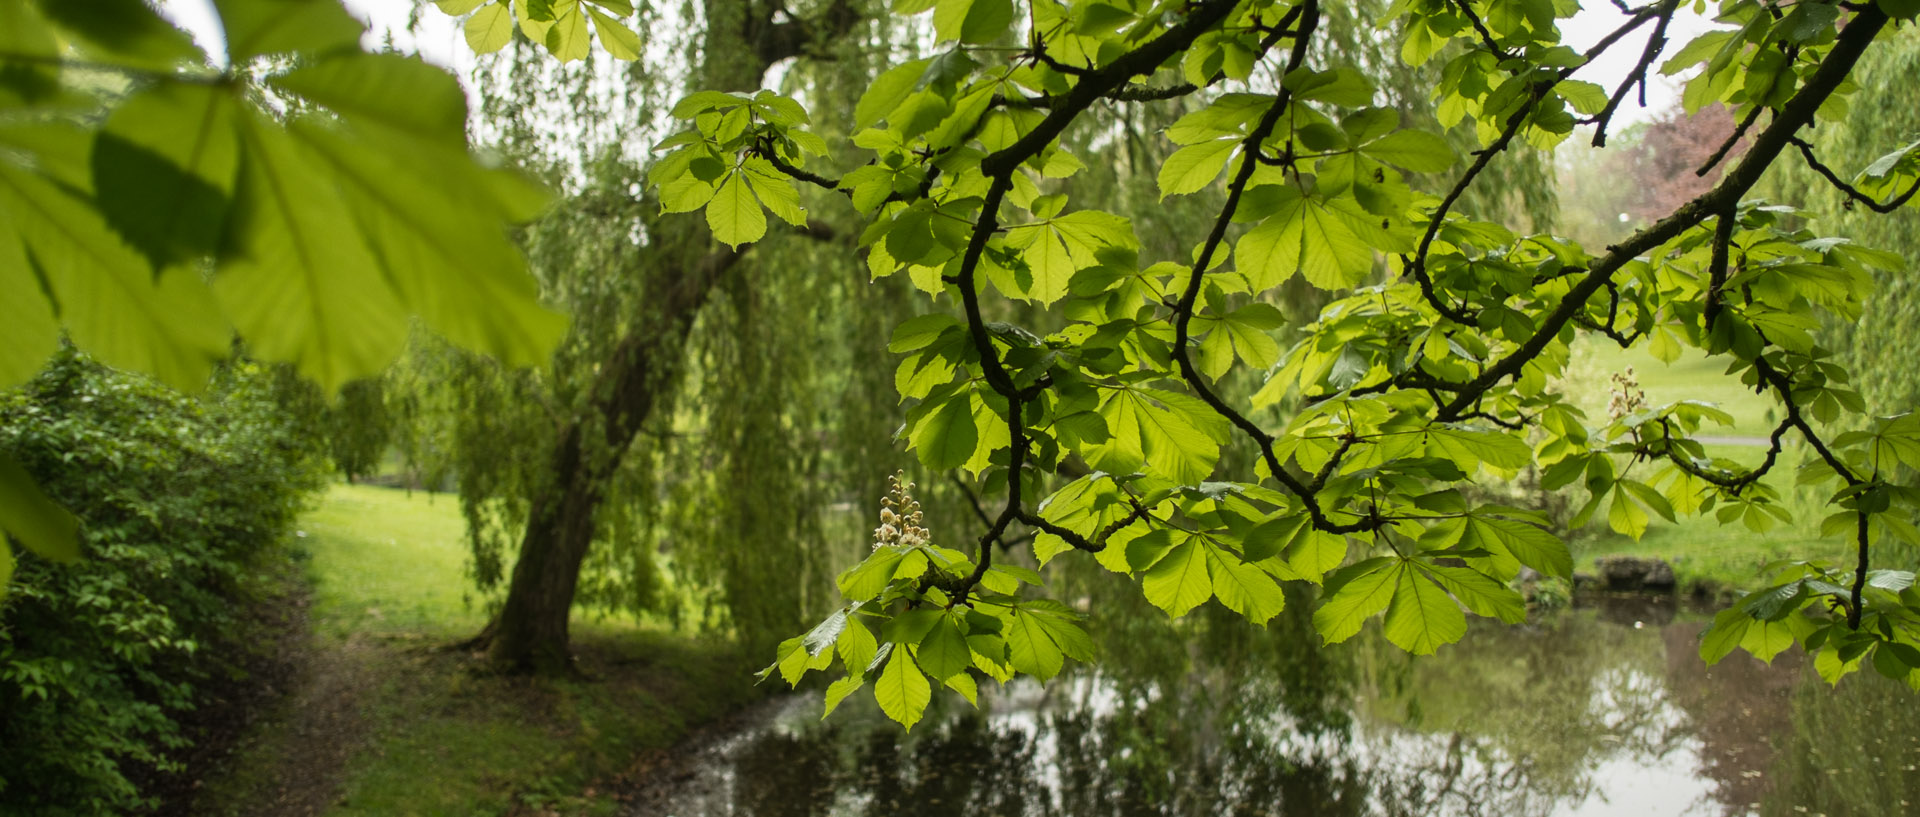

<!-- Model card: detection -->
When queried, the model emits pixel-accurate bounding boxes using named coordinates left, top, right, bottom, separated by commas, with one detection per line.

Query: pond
left=629, top=592, right=1920, bottom=817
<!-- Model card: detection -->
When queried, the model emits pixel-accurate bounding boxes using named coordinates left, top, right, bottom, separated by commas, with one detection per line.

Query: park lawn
left=1566, top=338, right=1782, bottom=440
left=1557, top=341, right=1861, bottom=592
left=196, top=484, right=762, bottom=817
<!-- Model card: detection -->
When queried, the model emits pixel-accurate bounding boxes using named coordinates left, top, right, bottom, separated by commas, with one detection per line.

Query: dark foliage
left=0, top=351, right=328, bottom=815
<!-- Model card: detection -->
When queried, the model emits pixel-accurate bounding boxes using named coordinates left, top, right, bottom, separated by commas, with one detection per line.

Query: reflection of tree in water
left=1758, top=671, right=1920, bottom=817
left=677, top=594, right=1912, bottom=817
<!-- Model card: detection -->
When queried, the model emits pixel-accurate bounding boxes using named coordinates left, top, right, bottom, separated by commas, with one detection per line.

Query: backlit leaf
left=874, top=647, right=932, bottom=728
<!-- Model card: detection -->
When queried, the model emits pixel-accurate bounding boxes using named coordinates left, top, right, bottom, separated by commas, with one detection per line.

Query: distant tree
left=1620, top=103, right=1744, bottom=222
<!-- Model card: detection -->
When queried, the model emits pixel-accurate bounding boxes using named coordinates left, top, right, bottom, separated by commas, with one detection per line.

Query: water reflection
left=634, top=595, right=1920, bottom=817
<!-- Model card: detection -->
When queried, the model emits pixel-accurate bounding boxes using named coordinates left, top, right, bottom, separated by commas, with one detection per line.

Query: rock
left=1593, top=555, right=1677, bottom=593
left=1516, top=566, right=1543, bottom=584
left=1642, top=560, right=1676, bottom=590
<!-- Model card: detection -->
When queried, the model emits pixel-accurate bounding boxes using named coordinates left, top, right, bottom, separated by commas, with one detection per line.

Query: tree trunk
left=473, top=242, right=740, bottom=671
left=467, top=0, right=856, bottom=673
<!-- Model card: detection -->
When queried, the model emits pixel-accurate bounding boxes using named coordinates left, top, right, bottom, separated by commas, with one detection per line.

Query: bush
left=0, top=351, right=328, bottom=815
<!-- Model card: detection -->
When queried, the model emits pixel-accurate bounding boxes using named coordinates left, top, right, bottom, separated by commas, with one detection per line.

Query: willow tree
left=414, top=0, right=948, bottom=672
left=1761, top=23, right=1920, bottom=418
left=636, top=0, right=1920, bottom=727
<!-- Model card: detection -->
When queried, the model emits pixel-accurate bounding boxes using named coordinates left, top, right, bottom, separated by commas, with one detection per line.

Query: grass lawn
left=195, top=484, right=762, bottom=817
left=1554, top=340, right=1861, bottom=592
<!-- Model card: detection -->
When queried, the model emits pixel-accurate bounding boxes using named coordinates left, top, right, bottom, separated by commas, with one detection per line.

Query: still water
left=632, top=594, right=1920, bottom=817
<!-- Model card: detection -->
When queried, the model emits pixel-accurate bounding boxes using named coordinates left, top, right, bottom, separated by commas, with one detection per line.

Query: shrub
left=0, top=351, right=328, bottom=815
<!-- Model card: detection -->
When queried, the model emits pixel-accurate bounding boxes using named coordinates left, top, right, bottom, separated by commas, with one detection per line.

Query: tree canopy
left=618, top=0, right=1920, bottom=726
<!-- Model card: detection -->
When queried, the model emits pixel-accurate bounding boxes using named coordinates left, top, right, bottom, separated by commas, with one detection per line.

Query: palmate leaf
left=1382, top=562, right=1467, bottom=655
left=1313, top=557, right=1397, bottom=643
left=586, top=6, right=641, bottom=60
left=706, top=172, right=768, bottom=248
left=917, top=613, right=972, bottom=680
left=1158, top=138, right=1237, bottom=198
left=289, top=117, right=565, bottom=370
left=1235, top=187, right=1397, bottom=291
left=1206, top=543, right=1285, bottom=624
left=218, top=111, right=408, bottom=392
left=1002, top=601, right=1093, bottom=681
left=910, top=393, right=980, bottom=471
left=1141, top=538, right=1211, bottom=617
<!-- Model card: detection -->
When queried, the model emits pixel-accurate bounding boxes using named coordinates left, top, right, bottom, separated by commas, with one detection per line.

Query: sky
left=157, top=0, right=1723, bottom=127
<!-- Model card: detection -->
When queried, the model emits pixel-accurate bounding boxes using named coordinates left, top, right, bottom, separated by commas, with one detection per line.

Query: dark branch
left=1790, top=136, right=1920, bottom=213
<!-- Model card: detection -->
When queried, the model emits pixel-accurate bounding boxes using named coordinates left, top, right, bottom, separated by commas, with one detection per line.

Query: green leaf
left=1206, top=544, right=1285, bottom=624
left=0, top=451, right=80, bottom=563
left=0, top=215, right=59, bottom=388
left=31, top=0, right=202, bottom=69
left=1359, top=130, right=1457, bottom=172
left=1003, top=602, right=1092, bottom=680
left=464, top=3, right=515, bottom=53
left=1142, top=538, right=1211, bottom=617
left=545, top=3, right=591, bottom=61
left=706, top=171, right=767, bottom=248
left=218, top=113, right=409, bottom=391
left=1608, top=484, right=1650, bottom=540
left=911, top=393, right=980, bottom=472
left=286, top=119, right=565, bottom=370
left=272, top=53, right=469, bottom=147
left=1157, top=139, right=1237, bottom=199
left=835, top=615, right=878, bottom=671
left=855, top=58, right=934, bottom=128
left=1234, top=188, right=1382, bottom=290
left=822, top=673, right=864, bottom=718
left=934, top=0, right=1013, bottom=44
left=1004, top=608, right=1065, bottom=680
left=1426, top=425, right=1532, bottom=471
left=1383, top=562, right=1466, bottom=655
left=211, top=0, right=364, bottom=61
left=1699, top=606, right=1753, bottom=665
left=1455, top=514, right=1571, bottom=579
left=0, top=163, right=228, bottom=389
left=587, top=6, right=641, bottom=60
left=1312, top=557, right=1396, bottom=643
left=91, top=82, right=240, bottom=270
left=917, top=614, right=972, bottom=680
left=839, top=547, right=906, bottom=600
left=1420, top=563, right=1525, bottom=624
left=874, top=647, right=932, bottom=729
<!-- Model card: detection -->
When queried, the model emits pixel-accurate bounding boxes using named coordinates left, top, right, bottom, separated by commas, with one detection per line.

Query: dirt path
left=159, top=588, right=380, bottom=817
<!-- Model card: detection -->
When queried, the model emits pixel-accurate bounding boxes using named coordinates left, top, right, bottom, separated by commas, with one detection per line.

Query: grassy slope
left=197, top=484, right=760, bottom=817
left=1559, top=341, right=1851, bottom=591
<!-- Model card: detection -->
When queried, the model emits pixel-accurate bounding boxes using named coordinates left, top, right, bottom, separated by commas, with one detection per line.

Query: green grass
left=1555, top=341, right=1857, bottom=592
left=300, top=485, right=489, bottom=638
left=1566, top=338, right=1783, bottom=440
left=200, top=484, right=761, bottom=817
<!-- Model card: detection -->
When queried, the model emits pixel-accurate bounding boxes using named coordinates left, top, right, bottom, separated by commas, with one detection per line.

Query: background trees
left=635, top=0, right=1920, bottom=726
